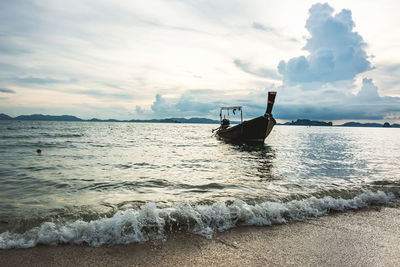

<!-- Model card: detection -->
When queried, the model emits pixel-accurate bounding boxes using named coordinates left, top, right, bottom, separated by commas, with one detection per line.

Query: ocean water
left=0, top=121, right=399, bottom=248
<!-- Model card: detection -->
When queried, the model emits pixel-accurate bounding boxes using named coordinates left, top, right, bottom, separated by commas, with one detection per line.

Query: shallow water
left=0, top=121, right=399, bottom=248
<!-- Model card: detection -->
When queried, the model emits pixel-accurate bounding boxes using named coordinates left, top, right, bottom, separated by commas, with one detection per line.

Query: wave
left=0, top=190, right=396, bottom=249
left=0, top=133, right=83, bottom=139
left=40, top=133, right=84, bottom=138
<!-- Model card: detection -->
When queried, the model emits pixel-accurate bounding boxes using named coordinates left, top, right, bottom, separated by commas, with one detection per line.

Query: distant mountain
left=156, top=118, right=182, bottom=123
left=284, top=119, right=333, bottom=126
left=0, top=114, right=220, bottom=124
left=340, top=122, right=383, bottom=127
left=0, top=113, right=12, bottom=120
left=129, top=118, right=182, bottom=123
left=89, top=118, right=123, bottom=122
left=170, top=117, right=220, bottom=124
left=13, top=114, right=83, bottom=121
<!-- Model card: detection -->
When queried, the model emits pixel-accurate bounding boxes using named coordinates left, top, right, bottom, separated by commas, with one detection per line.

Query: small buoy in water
left=36, top=149, right=42, bottom=154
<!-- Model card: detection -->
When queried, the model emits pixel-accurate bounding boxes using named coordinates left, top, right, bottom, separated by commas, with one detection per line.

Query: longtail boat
left=213, top=91, right=277, bottom=143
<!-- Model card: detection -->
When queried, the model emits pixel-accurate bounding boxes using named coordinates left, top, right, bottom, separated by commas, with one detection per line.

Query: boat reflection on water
left=224, top=142, right=278, bottom=183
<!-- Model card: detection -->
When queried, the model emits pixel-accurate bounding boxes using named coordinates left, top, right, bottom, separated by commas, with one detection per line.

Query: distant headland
left=0, top=114, right=399, bottom=127
left=280, top=119, right=399, bottom=128
left=282, top=119, right=332, bottom=126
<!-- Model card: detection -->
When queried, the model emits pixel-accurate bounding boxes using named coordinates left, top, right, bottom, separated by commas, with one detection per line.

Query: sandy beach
left=1, top=205, right=400, bottom=267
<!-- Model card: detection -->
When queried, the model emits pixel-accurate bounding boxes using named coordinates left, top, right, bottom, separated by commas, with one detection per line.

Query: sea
left=0, top=120, right=399, bottom=248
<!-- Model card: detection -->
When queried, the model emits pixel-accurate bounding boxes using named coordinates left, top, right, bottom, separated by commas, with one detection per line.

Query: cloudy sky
left=1, top=0, right=400, bottom=122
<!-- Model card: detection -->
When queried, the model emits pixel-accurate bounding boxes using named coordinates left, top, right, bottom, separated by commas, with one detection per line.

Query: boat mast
left=265, top=91, right=277, bottom=115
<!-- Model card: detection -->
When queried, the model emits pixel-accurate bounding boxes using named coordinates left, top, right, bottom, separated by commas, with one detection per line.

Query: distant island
left=339, top=121, right=400, bottom=127
left=279, top=118, right=400, bottom=128
left=283, top=119, right=332, bottom=126
left=0, top=114, right=399, bottom=127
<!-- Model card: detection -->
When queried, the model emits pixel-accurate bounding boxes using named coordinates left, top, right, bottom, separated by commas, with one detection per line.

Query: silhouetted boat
left=213, top=91, right=277, bottom=143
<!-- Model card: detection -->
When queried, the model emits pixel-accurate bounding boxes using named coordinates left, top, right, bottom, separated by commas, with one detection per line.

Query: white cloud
left=278, top=3, right=373, bottom=84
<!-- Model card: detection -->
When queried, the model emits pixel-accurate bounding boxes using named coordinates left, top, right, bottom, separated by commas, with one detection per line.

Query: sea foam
left=0, top=190, right=396, bottom=249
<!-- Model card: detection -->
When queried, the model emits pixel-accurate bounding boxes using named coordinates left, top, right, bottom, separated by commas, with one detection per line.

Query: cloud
left=137, top=89, right=278, bottom=119
left=252, top=22, right=276, bottom=33
left=134, top=90, right=252, bottom=119
left=275, top=104, right=387, bottom=121
left=0, top=88, right=15, bottom=93
left=0, top=43, right=31, bottom=55
left=131, top=3, right=400, bottom=122
left=260, top=3, right=400, bottom=121
left=76, top=89, right=133, bottom=100
left=252, top=22, right=300, bottom=43
left=356, top=78, right=379, bottom=101
left=278, top=3, right=373, bottom=85
left=148, top=91, right=221, bottom=118
left=135, top=105, right=147, bottom=116
left=370, top=63, right=400, bottom=96
left=273, top=77, right=400, bottom=120
left=382, top=63, right=400, bottom=73
left=16, top=76, right=74, bottom=84
left=234, top=59, right=281, bottom=80
left=137, top=74, right=400, bottom=121
left=151, top=94, right=174, bottom=114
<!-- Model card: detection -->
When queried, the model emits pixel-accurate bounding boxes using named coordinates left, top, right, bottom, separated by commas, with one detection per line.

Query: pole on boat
left=265, top=91, right=277, bottom=115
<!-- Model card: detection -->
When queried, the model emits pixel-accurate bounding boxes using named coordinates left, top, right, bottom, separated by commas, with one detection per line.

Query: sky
left=1, top=0, right=400, bottom=122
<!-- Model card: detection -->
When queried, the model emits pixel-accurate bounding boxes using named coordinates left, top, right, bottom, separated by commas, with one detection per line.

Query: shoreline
left=1, top=205, right=400, bottom=266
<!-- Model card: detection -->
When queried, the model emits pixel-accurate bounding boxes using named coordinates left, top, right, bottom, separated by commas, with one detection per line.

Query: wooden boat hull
left=216, top=115, right=276, bottom=143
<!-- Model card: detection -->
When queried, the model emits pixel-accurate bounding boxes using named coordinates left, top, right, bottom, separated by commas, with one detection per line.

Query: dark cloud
left=234, top=59, right=281, bottom=80
left=76, top=89, right=133, bottom=100
left=278, top=3, right=373, bottom=85
left=275, top=78, right=400, bottom=120
left=16, top=76, right=71, bottom=84
left=288, top=37, right=300, bottom=43
left=275, top=104, right=387, bottom=121
left=252, top=22, right=276, bottom=33
left=0, top=88, right=15, bottom=93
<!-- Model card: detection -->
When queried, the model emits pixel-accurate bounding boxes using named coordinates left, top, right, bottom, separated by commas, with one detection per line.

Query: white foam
left=0, top=190, right=396, bottom=249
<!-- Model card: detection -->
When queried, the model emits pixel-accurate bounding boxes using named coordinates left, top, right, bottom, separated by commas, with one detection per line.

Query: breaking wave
left=0, top=190, right=396, bottom=249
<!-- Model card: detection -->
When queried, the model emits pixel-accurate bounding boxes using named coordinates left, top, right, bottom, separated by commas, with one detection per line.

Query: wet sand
left=1, top=206, right=400, bottom=267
